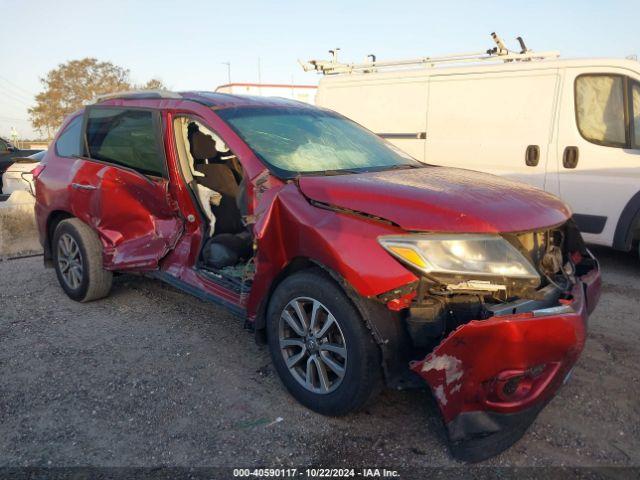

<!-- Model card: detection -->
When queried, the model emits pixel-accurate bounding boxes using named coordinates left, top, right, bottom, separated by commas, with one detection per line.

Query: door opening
left=173, top=117, right=255, bottom=292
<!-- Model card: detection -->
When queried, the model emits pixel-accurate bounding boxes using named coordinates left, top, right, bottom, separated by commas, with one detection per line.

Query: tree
left=139, top=78, right=165, bottom=90
left=28, top=58, right=166, bottom=138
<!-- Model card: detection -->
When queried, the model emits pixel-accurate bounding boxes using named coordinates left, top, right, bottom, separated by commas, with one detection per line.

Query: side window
left=575, top=74, right=626, bottom=147
left=85, top=108, right=166, bottom=177
left=632, top=82, right=640, bottom=148
left=0, top=139, right=7, bottom=152
left=55, top=116, right=82, bottom=157
left=173, top=116, right=235, bottom=180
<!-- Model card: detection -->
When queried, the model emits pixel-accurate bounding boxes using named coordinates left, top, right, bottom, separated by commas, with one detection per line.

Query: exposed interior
left=173, top=117, right=255, bottom=291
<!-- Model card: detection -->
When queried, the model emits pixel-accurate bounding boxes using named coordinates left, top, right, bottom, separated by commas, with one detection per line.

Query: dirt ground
left=0, top=246, right=638, bottom=472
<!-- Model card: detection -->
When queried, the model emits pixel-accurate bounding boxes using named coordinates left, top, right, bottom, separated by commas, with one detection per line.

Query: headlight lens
left=378, top=234, right=540, bottom=284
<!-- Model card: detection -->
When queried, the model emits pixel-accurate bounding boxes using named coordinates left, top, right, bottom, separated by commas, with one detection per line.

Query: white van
left=310, top=45, right=640, bottom=254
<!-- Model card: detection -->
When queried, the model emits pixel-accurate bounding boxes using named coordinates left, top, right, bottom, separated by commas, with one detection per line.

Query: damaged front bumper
left=409, top=262, right=601, bottom=462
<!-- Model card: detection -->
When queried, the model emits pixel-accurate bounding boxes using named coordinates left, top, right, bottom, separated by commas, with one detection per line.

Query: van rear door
left=555, top=67, right=640, bottom=247
left=426, top=68, right=560, bottom=190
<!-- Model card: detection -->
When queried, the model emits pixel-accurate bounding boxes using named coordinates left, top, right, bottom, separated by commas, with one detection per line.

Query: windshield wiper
left=297, top=164, right=421, bottom=177
left=364, top=164, right=423, bottom=173
left=386, top=163, right=423, bottom=170
left=308, top=168, right=363, bottom=176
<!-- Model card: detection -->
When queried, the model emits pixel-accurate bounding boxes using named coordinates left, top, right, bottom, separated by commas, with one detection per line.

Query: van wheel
left=52, top=218, right=113, bottom=302
left=266, top=269, right=381, bottom=416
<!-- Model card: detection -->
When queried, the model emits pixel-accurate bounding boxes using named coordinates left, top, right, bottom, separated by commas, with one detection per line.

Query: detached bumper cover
left=410, top=265, right=601, bottom=462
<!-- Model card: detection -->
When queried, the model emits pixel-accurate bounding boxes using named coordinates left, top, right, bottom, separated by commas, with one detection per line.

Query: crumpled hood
left=298, top=166, right=571, bottom=233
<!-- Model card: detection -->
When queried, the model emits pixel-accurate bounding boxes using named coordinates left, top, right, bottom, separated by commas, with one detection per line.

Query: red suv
left=34, top=91, right=601, bottom=462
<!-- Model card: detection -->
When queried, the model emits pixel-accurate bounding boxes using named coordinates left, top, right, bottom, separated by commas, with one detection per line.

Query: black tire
left=266, top=269, right=382, bottom=416
left=52, top=218, right=113, bottom=302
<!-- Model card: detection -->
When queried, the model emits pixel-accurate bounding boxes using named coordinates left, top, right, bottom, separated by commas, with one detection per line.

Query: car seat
left=188, top=128, right=253, bottom=268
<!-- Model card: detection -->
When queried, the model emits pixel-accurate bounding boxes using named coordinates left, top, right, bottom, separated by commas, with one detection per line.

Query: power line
left=0, top=90, right=32, bottom=107
left=0, top=82, right=33, bottom=103
left=0, top=115, right=31, bottom=122
left=0, top=75, right=36, bottom=98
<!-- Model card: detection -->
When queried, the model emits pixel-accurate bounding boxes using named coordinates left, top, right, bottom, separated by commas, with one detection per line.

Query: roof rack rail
left=300, top=33, right=560, bottom=75
left=85, top=90, right=183, bottom=105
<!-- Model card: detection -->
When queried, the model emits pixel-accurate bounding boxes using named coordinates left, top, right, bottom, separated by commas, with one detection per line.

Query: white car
left=1, top=151, right=46, bottom=196
left=312, top=43, right=640, bottom=255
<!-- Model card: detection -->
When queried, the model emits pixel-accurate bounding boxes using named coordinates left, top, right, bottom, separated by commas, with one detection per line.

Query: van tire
left=52, top=218, right=113, bottom=302
left=266, top=269, right=382, bottom=416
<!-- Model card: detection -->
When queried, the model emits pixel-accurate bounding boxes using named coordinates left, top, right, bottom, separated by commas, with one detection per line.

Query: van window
left=632, top=82, right=640, bottom=148
left=85, top=108, right=165, bottom=177
left=575, top=75, right=626, bottom=147
left=55, top=116, right=82, bottom=157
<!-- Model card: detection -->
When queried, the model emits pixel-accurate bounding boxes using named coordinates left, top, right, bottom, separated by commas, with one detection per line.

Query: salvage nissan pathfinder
left=34, top=91, right=601, bottom=462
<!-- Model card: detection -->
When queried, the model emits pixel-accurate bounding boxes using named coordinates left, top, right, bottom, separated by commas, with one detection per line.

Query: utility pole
left=10, top=126, right=19, bottom=149
left=222, top=62, right=231, bottom=84
left=258, top=57, right=262, bottom=95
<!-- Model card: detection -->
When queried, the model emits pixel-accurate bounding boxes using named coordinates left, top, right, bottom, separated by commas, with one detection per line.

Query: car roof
left=181, top=91, right=311, bottom=109
left=93, top=90, right=312, bottom=110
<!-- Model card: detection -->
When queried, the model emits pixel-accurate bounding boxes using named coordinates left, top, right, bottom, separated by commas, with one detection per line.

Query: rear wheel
left=266, top=269, right=381, bottom=415
left=52, top=218, right=112, bottom=302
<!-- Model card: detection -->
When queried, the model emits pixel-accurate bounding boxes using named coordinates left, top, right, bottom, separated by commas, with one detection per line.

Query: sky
left=0, top=0, right=638, bottom=139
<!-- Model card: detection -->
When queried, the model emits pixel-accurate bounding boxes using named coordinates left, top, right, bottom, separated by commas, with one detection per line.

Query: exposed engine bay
left=379, top=219, right=598, bottom=350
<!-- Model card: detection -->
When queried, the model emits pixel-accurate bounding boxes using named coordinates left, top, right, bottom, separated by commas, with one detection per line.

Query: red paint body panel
left=411, top=266, right=601, bottom=425
left=34, top=114, right=83, bottom=248
left=246, top=183, right=417, bottom=317
left=72, top=161, right=183, bottom=270
left=299, top=167, right=572, bottom=232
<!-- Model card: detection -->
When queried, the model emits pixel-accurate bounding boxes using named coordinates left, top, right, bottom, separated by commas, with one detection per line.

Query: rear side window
left=55, top=116, right=82, bottom=157
left=85, top=108, right=165, bottom=177
left=575, top=75, right=626, bottom=147
left=632, top=82, right=640, bottom=148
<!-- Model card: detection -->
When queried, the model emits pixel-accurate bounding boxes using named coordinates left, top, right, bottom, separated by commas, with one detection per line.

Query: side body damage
left=247, top=181, right=417, bottom=319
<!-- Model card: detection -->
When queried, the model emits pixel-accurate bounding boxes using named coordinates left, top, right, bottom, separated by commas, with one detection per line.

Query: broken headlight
left=378, top=234, right=541, bottom=287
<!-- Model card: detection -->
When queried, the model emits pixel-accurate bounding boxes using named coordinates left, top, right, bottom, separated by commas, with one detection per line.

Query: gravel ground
left=0, top=246, right=638, bottom=471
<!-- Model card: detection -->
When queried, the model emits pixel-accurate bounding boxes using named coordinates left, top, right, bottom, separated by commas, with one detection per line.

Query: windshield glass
left=216, top=106, right=423, bottom=178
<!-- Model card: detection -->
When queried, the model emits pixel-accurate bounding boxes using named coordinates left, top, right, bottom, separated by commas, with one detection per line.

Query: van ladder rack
left=300, top=33, right=560, bottom=75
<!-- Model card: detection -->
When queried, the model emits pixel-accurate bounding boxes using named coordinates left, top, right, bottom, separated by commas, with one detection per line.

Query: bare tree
left=28, top=58, right=166, bottom=138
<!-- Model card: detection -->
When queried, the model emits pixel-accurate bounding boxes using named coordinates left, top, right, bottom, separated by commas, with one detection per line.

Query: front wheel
left=266, top=269, right=382, bottom=416
left=52, top=218, right=113, bottom=302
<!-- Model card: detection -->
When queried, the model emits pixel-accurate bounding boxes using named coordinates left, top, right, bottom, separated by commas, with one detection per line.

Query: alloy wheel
left=57, top=233, right=83, bottom=290
left=279, top=297, right=348, bottom=394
